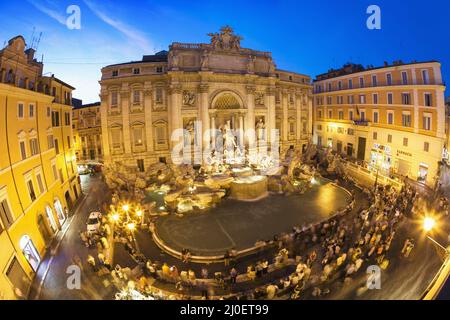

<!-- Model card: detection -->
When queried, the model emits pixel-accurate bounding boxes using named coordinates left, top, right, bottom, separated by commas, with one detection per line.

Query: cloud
left=83, top=0, right=153, bottom=52
left=27, top=0, right=66, bottom=25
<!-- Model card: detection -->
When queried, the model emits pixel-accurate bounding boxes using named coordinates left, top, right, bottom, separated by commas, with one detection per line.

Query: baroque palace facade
left=0, top=36, right=80, bottom=299
left=313, top=61, right=446, bottom=186
left=100, top=27, right=313, bottom=169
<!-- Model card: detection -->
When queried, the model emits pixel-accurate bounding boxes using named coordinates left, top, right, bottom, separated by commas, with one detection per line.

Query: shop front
left=370, top=143, right=392, bottom=176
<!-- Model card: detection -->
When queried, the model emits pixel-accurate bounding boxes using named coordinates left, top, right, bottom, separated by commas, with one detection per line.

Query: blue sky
left=0, top=0, right=449, bottom=103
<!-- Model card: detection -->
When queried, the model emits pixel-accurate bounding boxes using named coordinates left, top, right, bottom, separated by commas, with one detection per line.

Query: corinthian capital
left=246, top=85, right=256, bottom=95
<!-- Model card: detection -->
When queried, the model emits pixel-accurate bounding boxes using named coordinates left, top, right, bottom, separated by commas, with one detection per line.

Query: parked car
left=87, top=212, right=102, bottom=234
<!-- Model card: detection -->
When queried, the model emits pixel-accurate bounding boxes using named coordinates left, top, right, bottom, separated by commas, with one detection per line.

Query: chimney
left=25, top=48, right=36, bottom=62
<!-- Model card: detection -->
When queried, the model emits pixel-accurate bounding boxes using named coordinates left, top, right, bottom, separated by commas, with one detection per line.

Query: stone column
left=296, top=92, right=302, bottom=143
left=266, top=86, right=276, bottom=143
left=120, top=85, right=131, bottom=155
left=282, top=89, right=288, bottom=142
left=169, top=83, right=182, bottom=149
left=144, top=83, right=154, bottom=153
left=436, top=87, right=446, bottom=139
left=245, top=85, right=256, bottom=146
left=239, top=114, right=244, bottom=147
left=199, top=84, right=210, bottom=150
left=308, top=91, right=313, bottom=138
left=100, top=91, right=110, bottom=159
left=211, top=115, right=216, bottom=146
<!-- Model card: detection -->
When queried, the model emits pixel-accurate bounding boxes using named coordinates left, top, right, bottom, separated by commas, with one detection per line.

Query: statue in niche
left=247, top=55, right=256, bottom=73
left=200, top=51, right=209, bottom=69
left=169, top=51, right=179, bottom=69
left=182, top=91, right=196, bottom=106
left=222, top=120, right=237, bottom=151
left=184, top=120, right=195, bottom=145
left=256, top=118, right=266, bottom=141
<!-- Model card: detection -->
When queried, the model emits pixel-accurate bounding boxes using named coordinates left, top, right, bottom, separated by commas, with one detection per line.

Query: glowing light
left=159, top=206, right=165, bottom=211
left=122, top=204, right=130, bottom=212
left=136, top=210, right=142, bottom=217
left=311, top=177, right=317, bottom=184
left=112, top=213, right=120, bottom=222
left=423, top=217, right=436, bottom=232
left=127, top=222, right=136, bottom=231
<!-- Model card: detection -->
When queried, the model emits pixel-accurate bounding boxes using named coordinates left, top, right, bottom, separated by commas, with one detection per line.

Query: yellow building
left=0, top=36, right=81, bottom=299
left=313, top=61, right=446, bottom=186
left=72, top=102, right=103, bottom=163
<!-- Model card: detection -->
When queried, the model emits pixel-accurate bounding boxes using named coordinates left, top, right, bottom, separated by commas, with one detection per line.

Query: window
left=137, top=159, right=145, bottom=172
left=19, top=141, right=27, bottom=160
left=373, top=111, right=379, bottom=123
left=423, top=114, right=432, bottom=130
left=51, top=111, right=60, bottom=127
left=337, top=96, right=343, bottom=104
left=289, top=122, right=295, bottom=134
left=422, top=70, right=429, bottom=84
left=133, top=68, right=140, bottom=75
left=36, top=173, right=45, bottom=194
left=47, top=135, right=54, bottom=149
left=387, top=93, right=393, bottom=105
left=403, top=137, right=408, bottom=147
left=338, top=81, right=342, bottom=90
left=112, top=70, right=119, bottom=77
left=402, top=113, right=412, bottom=127
left=111, top=92, right=118, bottom=107
left=373, top=93, right=378, bottom=104
left=111, top=129, right=122, bottom=149
left=372, top=75, right=378, bottom=87
left=373, top=132, right=378, bottom=140
left=156, top=66, right=163, bottom=73
left=67, top=136, right=71, bottom=148
left=59, top=169, right=64, bottom=184
left=52, top=164, right=58, bottom=181
left=156, top=126, right=167, bottom=144
left=359, top=95, right=366, bottom=104
left=348, top=79, right=353, bottom=89
left=317, top=124, right=322, bottom=131
left=338, top=110, right=344, bottom=120
left=64, top=112, right=70, bottom=126
left=47, top=107, right=51, bottom=117
left=133, top=90, right=141, bottom=104
left=387, top=134, right=392, bottom=143
left=155, top=88, right=163, bottom=103
left=29, top=138, right=39, bottom=156
left=387, top=112, right=394, bottom=125
left=401, top=71, right=408, bottom=85
left=360, top=111, right=366, bottom=121
left=349, top=110, right=354, bottom=121
left=424, top=93, right=432, bottom=107
left=347, top=128, right=354, bottom=135
left=29, top=104, right=35, bottom=118
left=133, top=127, right=143, bottom=146
left=347, top=95, right=354, bottom=104
left=27, top=179, right=36, bottom=202
left=0, top=197, right=14, bottom=229
left=18, top=103, right=24, bottom=118
left=424, top=142, right=430, bottom=152
left=328, top=110, right=333, bottom=119
left=54, top=139, right=59, bottom=154
left=318, top=110, right=322, bottom=118
left=328, top=83, right=332, bottom=91
left=386, top=73, right=392, bottom=85
left=402, top=93, right=411, bottom=105
left=327, top=96, right=332, bottom=105
left=359, top=77, right=364, bottom=88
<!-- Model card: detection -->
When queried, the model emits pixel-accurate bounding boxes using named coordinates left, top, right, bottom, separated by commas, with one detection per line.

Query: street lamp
left=422, top=216, right=448, bottom=256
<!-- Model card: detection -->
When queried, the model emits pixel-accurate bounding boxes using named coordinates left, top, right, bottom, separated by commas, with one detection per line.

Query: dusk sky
left=1, top=0, right=449, bottom=103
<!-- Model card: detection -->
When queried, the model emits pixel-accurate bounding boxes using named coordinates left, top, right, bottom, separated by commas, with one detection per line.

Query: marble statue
left=200, top=51, right=209, bottom=69
left=256, top=118, right=266, bottom=140
left=182, top=91, right=195, bottom=106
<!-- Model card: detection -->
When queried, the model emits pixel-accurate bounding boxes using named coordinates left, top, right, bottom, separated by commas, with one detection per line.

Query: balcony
left=353, top=120, right=370, bottom=126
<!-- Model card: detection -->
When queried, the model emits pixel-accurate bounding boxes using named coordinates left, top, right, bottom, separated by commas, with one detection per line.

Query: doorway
left=347, top=143, right=354, bottom=157
left=357, top=137, right=367, bottom=161
left=65, top=191, right=72, bottom=210
left=19, top=235, right=41, bottom=272
left=54, top=198, right=66, bottom=225
left=37, top=214, right=52, bottom=245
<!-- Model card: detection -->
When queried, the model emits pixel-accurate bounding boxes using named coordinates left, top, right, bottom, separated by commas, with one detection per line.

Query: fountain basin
left=230, top=175, right=268, bottom=201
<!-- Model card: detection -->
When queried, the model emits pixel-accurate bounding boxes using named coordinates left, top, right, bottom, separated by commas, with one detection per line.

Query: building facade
left=100, top=27, right=313, bottom=170
left=0, top=36, right=80, bottom=299
left=313, top=61, right=446, bottom=186
left=72, top=102, right=103, bottom=163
